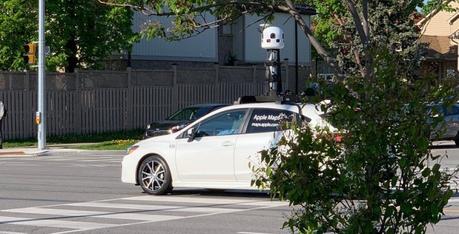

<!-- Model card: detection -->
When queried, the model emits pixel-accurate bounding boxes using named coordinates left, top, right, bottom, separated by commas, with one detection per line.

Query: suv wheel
left=138, top=155, right=172, bottom=195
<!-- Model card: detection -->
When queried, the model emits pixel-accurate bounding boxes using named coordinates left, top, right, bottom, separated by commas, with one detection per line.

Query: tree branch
left=362, top=0, right=369, bottom=39
left=282, top=0, right=341, bottom=75
left=344, top=0, right=369, bottom=45
left=98, top=0, right=270, bottom=17
left=97, top=0, right=145, bottom=11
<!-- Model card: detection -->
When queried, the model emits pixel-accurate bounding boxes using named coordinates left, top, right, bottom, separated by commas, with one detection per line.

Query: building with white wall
left=118, top=8, right=315, bottom=69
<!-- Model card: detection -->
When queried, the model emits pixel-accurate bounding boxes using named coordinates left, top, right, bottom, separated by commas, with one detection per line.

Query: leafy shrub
left=253, top=49, right=458, bottom=233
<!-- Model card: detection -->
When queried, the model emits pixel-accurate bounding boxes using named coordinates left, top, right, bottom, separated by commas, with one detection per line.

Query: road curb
left=36, top=149, right=126, bottom=156
left=0, top=148, right=126, bottom=157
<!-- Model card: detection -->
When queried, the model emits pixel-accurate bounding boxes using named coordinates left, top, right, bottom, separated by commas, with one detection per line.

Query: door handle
left=222, top=141, right=233, bottom=147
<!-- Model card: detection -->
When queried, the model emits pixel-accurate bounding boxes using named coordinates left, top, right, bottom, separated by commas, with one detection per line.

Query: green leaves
left=0, top=0, right=36, bottom=71
left=252, top=47, right=458, bottom=233
left=0, top=0, right=136, bottom=72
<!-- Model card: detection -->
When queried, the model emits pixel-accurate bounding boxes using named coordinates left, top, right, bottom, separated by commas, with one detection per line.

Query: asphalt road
left=0, top=152, right=290, bottom=234
left=0, top=141, right=458, bottom=234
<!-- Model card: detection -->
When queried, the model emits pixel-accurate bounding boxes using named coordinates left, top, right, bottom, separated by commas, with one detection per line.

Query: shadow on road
left=430, top=141, right=459, bottom=149
left=158, top=188, right=271, bottom=198
left=430, top=144, right=458, bottom=149
left=440, top=215, right=459, bottom=221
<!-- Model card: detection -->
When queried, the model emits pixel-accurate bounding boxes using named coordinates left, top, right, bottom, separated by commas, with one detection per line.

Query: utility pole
left=37, top=0, right=46, bottom=150
left=294, top=22, right=299, bottom=94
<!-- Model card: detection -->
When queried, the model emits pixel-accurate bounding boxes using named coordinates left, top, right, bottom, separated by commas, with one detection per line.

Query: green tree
left=100, top=0, right=458, bottom=232
left=0, top=0, right=136, bottom=72
left=0, top=0, right=35, bottom=71
left=422, top=0, right=448, bottom=15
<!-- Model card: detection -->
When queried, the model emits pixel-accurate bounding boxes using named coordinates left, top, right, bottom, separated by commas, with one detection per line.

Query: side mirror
left=187, top=128, right=197, bottom=142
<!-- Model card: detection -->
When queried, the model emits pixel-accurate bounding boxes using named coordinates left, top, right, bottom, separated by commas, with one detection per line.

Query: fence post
left=24, top=71, right=30, bottom=91
left=252, top=65, right=257, bottom=95
left=215, top=64, right=220, bottom=102
left=8, top=73, right=13, bottom=91
left=126, top=67, right=133, bottom=130
left=74, top=69, right=82, bottom=134
left=172, top=65, right=179, bottom=111
left=283, top=62, right=289, bottom=92
left=215, top=64, right=219, bottom=83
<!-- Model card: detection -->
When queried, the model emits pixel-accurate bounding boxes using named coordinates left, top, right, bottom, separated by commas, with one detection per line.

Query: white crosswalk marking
left=448, top=197, right=459, bottom=203
left=4, top=207, right=105, bottom=216
left=66, top=201, right=243, bottom=213
left=174, top=207, right=242, bottom=213
left=123, top=195, right=269, bottom=205
left=123, top=195, right=287, bottom=207
left=96, top=213, right=183, bottom=221
left=6, top=219, right=116, bottom=230
left=66, top=202, right=182, bottom=210
left=2, top=207, right=185, bottom=223
left=0, top=216, right=24, bottom=222
left=0, top=216, right=115, bottom=230
left=0, top=231, right=27, bottom=234
left=0, top=195, right=287, bottom=234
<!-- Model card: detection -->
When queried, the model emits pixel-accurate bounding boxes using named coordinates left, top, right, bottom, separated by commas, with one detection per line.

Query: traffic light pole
left=37, top=0, right=46, bottom=150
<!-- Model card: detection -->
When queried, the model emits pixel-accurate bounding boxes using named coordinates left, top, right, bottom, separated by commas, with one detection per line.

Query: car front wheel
left=138, top=155, right=172, bottom=195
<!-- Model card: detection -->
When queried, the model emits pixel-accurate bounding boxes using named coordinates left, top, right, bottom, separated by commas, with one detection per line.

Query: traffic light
left=23, top=42, right=38, bottom=65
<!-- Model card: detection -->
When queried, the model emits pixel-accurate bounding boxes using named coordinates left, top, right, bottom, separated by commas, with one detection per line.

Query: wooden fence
left=0, top=65, right=313, bottom=140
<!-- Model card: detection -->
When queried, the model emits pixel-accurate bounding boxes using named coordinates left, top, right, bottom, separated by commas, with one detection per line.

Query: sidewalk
left=0, top=144, right=125, bottom=157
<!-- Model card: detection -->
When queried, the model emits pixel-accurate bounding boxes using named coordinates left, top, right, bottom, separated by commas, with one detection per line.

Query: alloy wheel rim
left=141, top=160, right=166, bottom=192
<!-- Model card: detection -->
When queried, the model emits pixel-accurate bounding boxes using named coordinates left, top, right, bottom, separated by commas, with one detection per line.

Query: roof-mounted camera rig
left=235, top=26, right=306, bottom=105
left=261, top=25, right=285, bottom=97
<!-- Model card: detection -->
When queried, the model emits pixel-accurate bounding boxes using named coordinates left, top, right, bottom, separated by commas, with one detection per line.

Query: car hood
left=137, top=132, right=177, bottom=146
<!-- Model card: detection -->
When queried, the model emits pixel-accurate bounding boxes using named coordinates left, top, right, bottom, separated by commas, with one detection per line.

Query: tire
left=138, top=155, right=172, bottom=195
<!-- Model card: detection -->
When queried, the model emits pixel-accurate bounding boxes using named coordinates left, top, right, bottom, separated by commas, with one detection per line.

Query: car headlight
left=127, top=145, right=139, bottom=154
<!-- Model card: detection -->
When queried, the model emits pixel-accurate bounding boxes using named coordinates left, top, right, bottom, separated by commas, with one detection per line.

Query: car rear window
left=167, top=107, right=200, bottom=121
left=167, top=105, right=226, bottom=121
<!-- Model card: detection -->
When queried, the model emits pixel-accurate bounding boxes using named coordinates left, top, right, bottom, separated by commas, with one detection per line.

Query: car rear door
left=233, top=107, right=299, bottom=184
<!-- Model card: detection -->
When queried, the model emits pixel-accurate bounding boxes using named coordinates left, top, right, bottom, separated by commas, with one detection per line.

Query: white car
left=121, top=102, right=332, bottom=195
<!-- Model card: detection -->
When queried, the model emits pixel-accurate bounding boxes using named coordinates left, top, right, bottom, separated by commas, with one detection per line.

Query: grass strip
left=3, top=129, right=144, bottom=150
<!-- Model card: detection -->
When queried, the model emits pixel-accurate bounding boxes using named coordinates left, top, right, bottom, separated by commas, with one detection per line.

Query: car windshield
left=166, top=107, right=215, bottom=121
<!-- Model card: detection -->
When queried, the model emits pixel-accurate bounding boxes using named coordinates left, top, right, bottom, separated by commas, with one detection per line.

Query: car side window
left=195, top=110, right=247, bottom=137
left=246, top=108, right=298, bottom=134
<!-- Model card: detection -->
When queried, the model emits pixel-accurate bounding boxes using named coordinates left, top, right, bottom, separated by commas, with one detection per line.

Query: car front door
left=174, top=109, right=248, bottom=183
left=234, top=108, right=299, bottom=185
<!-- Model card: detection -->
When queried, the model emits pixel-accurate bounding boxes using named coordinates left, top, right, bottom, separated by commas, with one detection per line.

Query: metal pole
left=266, top=50, right=277, bottom=96
left=295, top=22, right=299, bottom=94
left=37, top=0, right=46, bottom=150
left=276, top=49, right=282, bottom=94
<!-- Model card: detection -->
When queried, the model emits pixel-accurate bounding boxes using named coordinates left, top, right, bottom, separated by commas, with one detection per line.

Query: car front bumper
left=121, top=154, right=138, bottom=184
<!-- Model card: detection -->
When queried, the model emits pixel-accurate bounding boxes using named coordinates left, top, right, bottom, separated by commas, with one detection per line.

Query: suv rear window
left=445, top=105, right=459, bottom=116
left=246, top=108, right=298, bottom=133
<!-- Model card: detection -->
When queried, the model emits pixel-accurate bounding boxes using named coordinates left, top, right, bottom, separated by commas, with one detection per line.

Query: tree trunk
left=64, top=1, right=78, bottom=73
left=65, top=37, right=78, bottom=73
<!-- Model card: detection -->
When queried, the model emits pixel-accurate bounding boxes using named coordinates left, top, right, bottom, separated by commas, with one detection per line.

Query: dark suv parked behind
left=144, top=104, right=227, bottom=139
